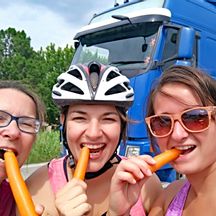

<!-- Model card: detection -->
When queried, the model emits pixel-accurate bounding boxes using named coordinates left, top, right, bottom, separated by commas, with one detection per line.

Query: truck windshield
left=72, top=21, right=161, bottom=72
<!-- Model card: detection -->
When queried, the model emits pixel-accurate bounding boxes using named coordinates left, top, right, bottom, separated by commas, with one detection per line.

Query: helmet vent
left=62, top=83, right=84, bottom=95
left=52, top=90, right=61, bottom=96
left=123, top=82, right=131, bottom=90
left=105, top=84, right=125, bottom=95
left=90, top=72, right=99, bottom=91
left=67, top=69, right=82, bottom=80
left=106, top=71, right=120, bottom=81
left=89, top=62, right=100, bottom=91
left=56, top=79, right=64, bottom=87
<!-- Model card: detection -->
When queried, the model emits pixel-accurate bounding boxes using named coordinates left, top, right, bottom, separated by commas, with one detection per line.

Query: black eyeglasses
left=145, top=106, right=216, bottom=138
left=0, top=110, right=40, bottom=134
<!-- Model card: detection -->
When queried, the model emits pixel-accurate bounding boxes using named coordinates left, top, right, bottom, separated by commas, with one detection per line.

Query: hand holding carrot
left=108, top=148, right=181, bottom=215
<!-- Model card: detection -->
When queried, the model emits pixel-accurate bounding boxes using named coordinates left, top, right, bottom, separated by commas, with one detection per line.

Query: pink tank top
left=48, top=156, right=146, bottom=216
left=0, top=180, right=16, bottom=216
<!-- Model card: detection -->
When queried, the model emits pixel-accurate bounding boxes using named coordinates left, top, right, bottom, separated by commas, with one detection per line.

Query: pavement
left=21, top=162, right=47, bottom=179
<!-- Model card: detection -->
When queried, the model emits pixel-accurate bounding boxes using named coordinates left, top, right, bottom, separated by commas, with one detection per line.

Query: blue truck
left=70, top=0, right=216, bottom=182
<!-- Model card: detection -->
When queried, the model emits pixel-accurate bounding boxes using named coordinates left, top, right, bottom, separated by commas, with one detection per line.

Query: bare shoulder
left=26, top=164, right=58, bottom=215
left=141, top=173, right=163, bottom=213
left=148, top=178, right=186, bottom=216
left=162, top=179, right=186, bottom=209
left=26, top=164, right=49, bottom=190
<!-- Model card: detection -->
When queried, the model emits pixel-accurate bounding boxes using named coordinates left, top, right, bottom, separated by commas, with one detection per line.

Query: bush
left=26, top=130, right=61, bottom=164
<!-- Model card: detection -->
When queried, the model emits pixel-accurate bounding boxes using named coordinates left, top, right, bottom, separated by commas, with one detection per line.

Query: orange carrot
left=4, top=151, right=38, bottom=216
left=149, top=149, right=181, bottom=172
left=73, top=147, right=90, bottom=180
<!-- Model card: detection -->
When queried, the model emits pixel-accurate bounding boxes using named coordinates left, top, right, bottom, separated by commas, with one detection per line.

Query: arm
left=140, top=173, right=162, bottom=214
left=107, top=155, right=158, bottom=216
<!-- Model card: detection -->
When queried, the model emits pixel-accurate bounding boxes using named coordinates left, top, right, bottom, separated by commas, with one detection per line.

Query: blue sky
left=0, top=0, right=121, bottom=50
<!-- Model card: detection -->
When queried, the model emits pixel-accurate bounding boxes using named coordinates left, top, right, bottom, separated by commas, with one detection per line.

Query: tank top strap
left=165, top=181, right=190, bottom=216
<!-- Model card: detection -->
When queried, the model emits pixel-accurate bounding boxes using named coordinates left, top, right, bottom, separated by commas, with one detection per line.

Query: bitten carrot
left=4, top=151, right=38, bottom=216
left=149, top=148, right=181, bottom=172
left=73, top=147, right=90, bottom=180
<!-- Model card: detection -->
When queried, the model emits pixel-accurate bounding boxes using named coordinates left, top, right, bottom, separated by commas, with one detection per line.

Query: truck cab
left=71, top=0, right=216, bottom=182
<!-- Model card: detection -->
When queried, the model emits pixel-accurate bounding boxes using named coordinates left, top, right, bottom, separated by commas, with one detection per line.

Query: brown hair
left=0, top=80, right=46, bottom=125
left=146, top=65, right=216, bottom=150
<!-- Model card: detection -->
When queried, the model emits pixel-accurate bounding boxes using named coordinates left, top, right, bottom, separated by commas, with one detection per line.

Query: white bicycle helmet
left=52, top=61, right=134, bottom=109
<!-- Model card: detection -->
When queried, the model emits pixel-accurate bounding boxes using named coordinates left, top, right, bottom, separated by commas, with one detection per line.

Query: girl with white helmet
left=26, top=62, right=162, bottom=216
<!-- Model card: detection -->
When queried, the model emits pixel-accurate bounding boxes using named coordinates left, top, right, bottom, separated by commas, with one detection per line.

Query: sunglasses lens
left=182, top=108, right=209, bottom=131
left=150, top=116, right=172, bottom=136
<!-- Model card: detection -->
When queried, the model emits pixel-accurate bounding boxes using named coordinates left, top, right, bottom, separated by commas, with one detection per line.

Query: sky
left=0, top=0, right=122, bottom=50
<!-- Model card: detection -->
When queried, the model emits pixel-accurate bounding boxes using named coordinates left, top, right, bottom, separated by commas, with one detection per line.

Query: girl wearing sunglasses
left=108, top=65, right=216, bottom=216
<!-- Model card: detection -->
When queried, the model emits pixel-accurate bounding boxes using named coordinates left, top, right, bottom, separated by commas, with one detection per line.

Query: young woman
left=26, top=62, right=162, bottom=216
left=108, top=65, right=216, bottom=216
left=0, top=80, right=45, bottom=216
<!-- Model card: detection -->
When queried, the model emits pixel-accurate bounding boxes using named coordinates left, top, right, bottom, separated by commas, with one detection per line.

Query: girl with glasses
left=0, top=80, right=45, bottom=216
left=107, top=65, right=216, bottom=216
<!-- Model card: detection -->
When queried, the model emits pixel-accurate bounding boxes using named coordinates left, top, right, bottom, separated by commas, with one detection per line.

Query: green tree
left=0, top=28, right=75, bottom=125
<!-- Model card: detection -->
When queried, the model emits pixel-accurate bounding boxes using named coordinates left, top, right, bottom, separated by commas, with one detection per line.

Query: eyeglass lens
left=181, top=108, right=209, bottom=131
left=149, top=108, right=209, bottom=137
left=0, top=110, right=40, bottom=134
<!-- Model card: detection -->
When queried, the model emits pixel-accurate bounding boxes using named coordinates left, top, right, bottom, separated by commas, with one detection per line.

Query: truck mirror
left=74, top=41, right=80, bottom=50
left=177, top=27, right=195, bottom=59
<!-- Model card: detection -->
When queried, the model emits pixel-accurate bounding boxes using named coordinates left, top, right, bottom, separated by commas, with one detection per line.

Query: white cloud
left=0, top=4, right=73, bottom=50
left=0, top=1, right=113, bottom=50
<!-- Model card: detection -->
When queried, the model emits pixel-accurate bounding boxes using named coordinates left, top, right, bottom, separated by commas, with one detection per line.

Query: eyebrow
left=68, top=110, right=119, bottom=116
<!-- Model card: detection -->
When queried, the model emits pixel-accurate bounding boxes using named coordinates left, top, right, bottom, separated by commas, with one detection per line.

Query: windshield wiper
left=110, top=61, right=144, bottom=65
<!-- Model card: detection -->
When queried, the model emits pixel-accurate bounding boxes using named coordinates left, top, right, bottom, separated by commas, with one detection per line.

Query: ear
left=60, top=114, right=65, bottom=125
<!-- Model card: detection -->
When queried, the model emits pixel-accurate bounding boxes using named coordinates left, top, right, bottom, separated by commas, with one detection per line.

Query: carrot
left=149, top=148, right=181, bottom=172
left=73, top=147, right=90, bottom=180
left=4, top=151, right=38, bottom=216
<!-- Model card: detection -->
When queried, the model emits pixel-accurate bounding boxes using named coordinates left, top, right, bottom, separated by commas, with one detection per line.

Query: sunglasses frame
left=145, top=106, right=216, bottom=138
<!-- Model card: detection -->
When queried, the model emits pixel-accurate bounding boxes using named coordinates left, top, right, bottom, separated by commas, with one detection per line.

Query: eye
left=102, top=115, right=119, bottom=123
left=69, top=115, right=87, bottom=122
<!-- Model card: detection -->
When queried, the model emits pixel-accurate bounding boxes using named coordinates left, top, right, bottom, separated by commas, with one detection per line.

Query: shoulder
left=26, top=164, right=59, bottom=215
left=163, top=179, right=187, bottom=210
left=148, top=178, right=187, bottom=215
left=26, top=164, right=49, bottom=187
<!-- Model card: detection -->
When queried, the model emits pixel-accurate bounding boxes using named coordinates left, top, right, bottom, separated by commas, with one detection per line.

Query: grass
left=26, top=130, right=62, bottom=164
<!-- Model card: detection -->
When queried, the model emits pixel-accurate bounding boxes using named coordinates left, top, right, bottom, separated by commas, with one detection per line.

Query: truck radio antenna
left=112, top=15, right=133, bottom=25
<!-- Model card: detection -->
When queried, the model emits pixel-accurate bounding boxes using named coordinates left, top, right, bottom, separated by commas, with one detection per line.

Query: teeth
left=0, top=158, right=4, bottom=162
left=176, top=145, right=195, bottom=150
left=83, top=144, right=105, bottom=149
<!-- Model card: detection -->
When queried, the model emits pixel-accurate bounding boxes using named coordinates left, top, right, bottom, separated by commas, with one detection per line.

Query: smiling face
left=153, top=83, right=216, bottom=175
left=63, top=104, right=121, bottom=172
left=0, top=88, right=37, bottom=183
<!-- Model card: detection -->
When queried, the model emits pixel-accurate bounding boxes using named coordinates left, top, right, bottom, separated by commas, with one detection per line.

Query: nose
left=85, top=119, right=102, bottom=140
left=170, top=120, right=189, bottom=141
left=1, top=120, right=21, bottom=139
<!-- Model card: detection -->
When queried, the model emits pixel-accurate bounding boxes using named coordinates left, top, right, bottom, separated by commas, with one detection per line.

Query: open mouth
left=82, top=144, right=105, bottom=154
left=0, top=148, right=17, bottom=160
left=176, top=145, right=196, bottom=155
left=0, top=149, right=6, bottom=160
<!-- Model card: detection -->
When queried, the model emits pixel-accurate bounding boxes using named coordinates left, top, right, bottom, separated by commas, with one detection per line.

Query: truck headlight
left=126, top=145, right=140, bottom=157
